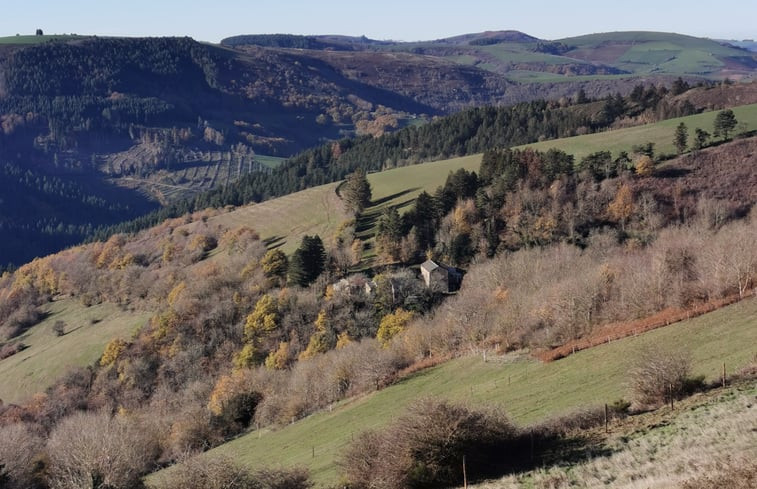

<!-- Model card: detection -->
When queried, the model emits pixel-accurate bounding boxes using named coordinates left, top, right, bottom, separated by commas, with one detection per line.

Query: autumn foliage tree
left=608, top=183, right=634, bottom=231
left=376, top=308, right=414, bottom=347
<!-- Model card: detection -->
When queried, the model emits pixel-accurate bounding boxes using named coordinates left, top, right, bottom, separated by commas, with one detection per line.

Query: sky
left=2, top=0, right=755, bottom=43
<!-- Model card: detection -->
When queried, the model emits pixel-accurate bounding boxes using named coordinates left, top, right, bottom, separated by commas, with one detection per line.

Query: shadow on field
left=355, top=188, right=420, bottom=235
left=263, top=236, right=286, bottom=249
left=369, top=188, right=420, bottom=207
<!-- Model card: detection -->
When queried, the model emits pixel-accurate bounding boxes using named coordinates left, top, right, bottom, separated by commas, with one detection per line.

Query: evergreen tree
left=693, top=128, right=710, bottom=150
left=288, top=235, right=326, bottom=287
left=376, top=207, right=403, bottom=262
left=342, top=169, right=372, bottom=215
left=713, top=109, right=737, bottom=140
left=674, top=122, right=688, bottom=154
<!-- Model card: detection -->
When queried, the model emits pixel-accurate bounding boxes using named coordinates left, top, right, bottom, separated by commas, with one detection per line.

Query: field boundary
left=536, top=290, right=755, bottom=362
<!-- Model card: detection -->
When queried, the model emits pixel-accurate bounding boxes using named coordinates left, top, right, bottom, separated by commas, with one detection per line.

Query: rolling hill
left=225, top=30, right=757, bottom=83
left=1, top=31, right=755, bottom=267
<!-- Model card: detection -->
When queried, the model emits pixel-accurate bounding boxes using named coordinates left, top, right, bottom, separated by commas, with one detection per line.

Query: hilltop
left=224, top=30, right=757, bottom=82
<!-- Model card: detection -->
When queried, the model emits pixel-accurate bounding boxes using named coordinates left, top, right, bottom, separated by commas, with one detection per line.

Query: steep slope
left=173, top=298, right=757, bottom=486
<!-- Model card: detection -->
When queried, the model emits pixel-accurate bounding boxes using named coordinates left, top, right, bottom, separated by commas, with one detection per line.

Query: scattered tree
left=634, top=155, right=654, bottom=177
left=261, top=249, right=288, bottom=283
left=376, top=308, right=415, bottom=347
left=674, top=122, right=688, bottom=154
left=631, top=346, right=693, bottom=407
left=693, top=128, right=710, bottom=150
left=52, top=319, right=66, bottom=336
left=341, top=169, right=372, bottom=215
left=46, top=411, right=159, bottom=489
left=288, top=235, right=326, bottom=287
left=713, top=109, right=737, bottom=140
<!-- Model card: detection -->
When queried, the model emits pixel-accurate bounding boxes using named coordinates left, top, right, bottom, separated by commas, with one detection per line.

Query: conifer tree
left=674, top=122, right=688, bottom=154
left=288, top=235, right=326, bottom=287
left=342, top=169, right=372, bottom=215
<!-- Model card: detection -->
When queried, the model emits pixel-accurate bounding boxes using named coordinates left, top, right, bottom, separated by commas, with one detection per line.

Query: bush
left=46, top=410, right=160, bottom=489
left=148, top=455, right=311, bottom=489
left=630, top=346, right=692, bottom=407
left=0, top=342, right=27, bottom=360
left=0, top=423, right=43, bottom=489
left=52, top=320, right=66, bottom=336
left=340, top=399, right=526, bottom=489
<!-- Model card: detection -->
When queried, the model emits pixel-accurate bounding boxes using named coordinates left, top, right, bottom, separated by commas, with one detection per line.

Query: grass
left=187, top=296, right=757, bottom=487
left=193, top=155, right=483, bottom=255
left=0, top=300, right=151, bottom=404
left=254, top=154, right=286, bottom=169
left=475, top=382, right=757, bottom=488
left=518, top=103, right=757, bottom=161
left=202, top=183, right=346, bottom=254
left=366, top=155, right=482, bottom=215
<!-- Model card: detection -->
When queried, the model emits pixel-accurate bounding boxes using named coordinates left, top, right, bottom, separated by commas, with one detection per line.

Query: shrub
left=148, top=455, right=311, bottom=489
left=0, top=423, right=43, bottom=489
left=630, top=346, right=692, bottom=407
left=46, top=410, right=160, bottom=489
left=52, top=320, right=66, bottom=336
left=0, top=342, right=26, bottom=360
left=340, top=399, right=525, bottom=489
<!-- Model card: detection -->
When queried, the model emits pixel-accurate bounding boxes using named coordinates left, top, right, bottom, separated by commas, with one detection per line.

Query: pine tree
left=288, top=235, right=326, bottom=287
left=342, top=169, right=372, bottom=215
left=713, top=109, right=737, bottom=140
left=674, top=122, right=688, bottom=154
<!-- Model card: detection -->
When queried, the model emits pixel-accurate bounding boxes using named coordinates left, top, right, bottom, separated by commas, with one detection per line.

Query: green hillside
left=186, top=155, right=482, bottom=255
left=186, top=297, right=757, bottom=487
left=0, top=300, right=151, bottom=404
left=558, top=31, right=753, bottom=77
left=519, top=103, right=757, bottom=160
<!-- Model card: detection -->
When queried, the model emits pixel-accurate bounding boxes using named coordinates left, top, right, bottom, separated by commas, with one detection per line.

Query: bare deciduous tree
left=46, top=411, right=159, bottom=489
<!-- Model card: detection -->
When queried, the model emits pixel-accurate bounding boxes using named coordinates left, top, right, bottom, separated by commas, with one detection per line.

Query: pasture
left=0, top=300, right=151, bottom=404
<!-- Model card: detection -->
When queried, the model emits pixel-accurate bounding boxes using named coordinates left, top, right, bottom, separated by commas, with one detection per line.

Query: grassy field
left=198, top=183, right=346, bottom=254
left=365, top=155, right=482, bottom=215
left=518, top=103, right=757, bottom=161
left=476, top=381, right=757, bottom=488
left=192, top=155, right=483, bottom=255
left=191, top=297, right=757, bottom=487
left=0, top=300, right=151, bottom=404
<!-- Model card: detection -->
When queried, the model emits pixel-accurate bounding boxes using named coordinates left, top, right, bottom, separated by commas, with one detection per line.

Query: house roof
left=421, top=259, right=439, bottom=273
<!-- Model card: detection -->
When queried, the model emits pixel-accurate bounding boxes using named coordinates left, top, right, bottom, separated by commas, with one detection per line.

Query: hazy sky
left=2, top=1, right=755, bottom=43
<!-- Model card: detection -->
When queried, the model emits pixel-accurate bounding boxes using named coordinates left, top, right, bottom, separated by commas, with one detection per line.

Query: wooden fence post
left=722, top=362, right=726, bottom=388
left=462, top=455, right=467, bottom=489
left=604, top=403, right=609, bottom=433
